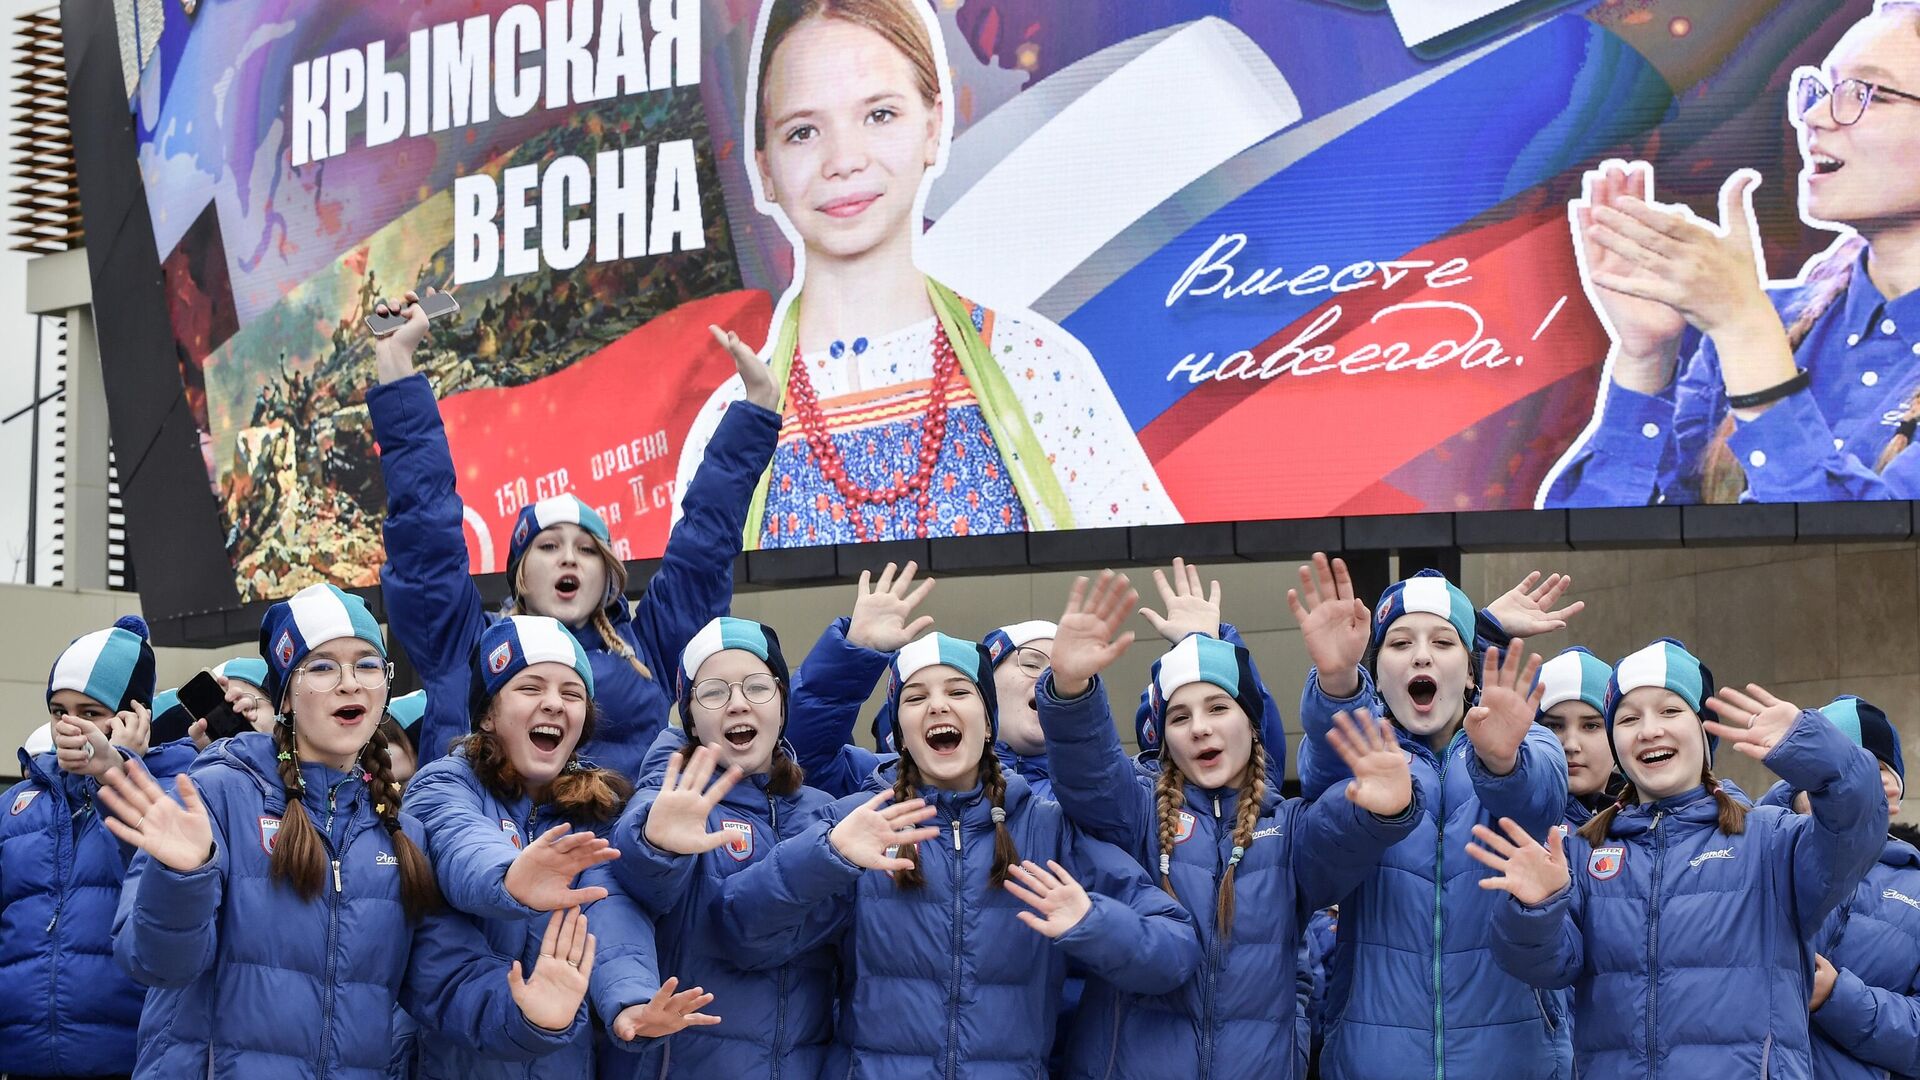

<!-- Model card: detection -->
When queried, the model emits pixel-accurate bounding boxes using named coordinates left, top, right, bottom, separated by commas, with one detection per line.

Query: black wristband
left=1726, top=368, right=1810, bottom=410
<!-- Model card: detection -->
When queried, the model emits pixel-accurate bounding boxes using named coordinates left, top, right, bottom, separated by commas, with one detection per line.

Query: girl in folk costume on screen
left=677, top=0, right=1174, bottom=548
left=1545, top=2, right=1920, bottom=505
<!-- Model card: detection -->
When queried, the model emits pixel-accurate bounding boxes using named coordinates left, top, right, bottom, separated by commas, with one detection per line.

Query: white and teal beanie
left=47, top=615, right=156, bottom=714
left=259, top=584, right=388, bottom=709
left=1536, top=646, right=1612, bottom=719
left=1605, top=638, right=1717, bottom=756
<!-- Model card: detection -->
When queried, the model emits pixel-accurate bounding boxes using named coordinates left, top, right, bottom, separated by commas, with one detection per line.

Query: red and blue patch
left=487, top=641, right=514, bottom=675
left=721, top=819, right=753, bottom=862
left=11, top=789, right=40, bottom=815
left=501, top=819, right=522, bottom=849
left=1173, top=810, right=1196, bottom=845
left=275, top=630, right=297, bottom=668
left=1587, top=845, right=1624, bottom=881
left=259, top=815, right=282, bottom=854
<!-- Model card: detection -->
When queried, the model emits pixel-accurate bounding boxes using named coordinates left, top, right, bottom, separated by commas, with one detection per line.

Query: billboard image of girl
left=675, top=0, right=1175, bottom=548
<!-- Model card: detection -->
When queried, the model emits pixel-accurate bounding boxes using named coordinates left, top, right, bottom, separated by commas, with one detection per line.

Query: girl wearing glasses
left=1546, top=1, right=1920, bottom=505
left=605, top=617, right=842, bottom=1077
left=103, top=584, right=597, bottom=1079
left=403, top=616, right=702, bottom=1080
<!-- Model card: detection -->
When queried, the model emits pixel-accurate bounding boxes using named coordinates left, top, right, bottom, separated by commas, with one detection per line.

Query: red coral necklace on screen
left=786, top=324, right=960, bottom=542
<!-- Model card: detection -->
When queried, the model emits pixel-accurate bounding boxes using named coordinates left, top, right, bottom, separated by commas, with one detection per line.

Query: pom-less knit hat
left=887, top=633, right=999, bottom=740
left=874, top=621, right=1056, bottom=752
left=47, top=615, right=155, bottom=714
left=469, top=616, right=596, bottom=724
left=1139, top=633, right=1265, bottom=754
left=507, top=495, right=612, bottom=587
left=259, top=584, right=388, bottom=710
left=1604, top=638, right=1717, bottom=758
left=1370, top=570, right=1476, bottom=657
left=1819, top=695, right=1904, bottom=796
left=1536, top=646, right=1612, bottom=719
left=676, top=617, right=790, bottom=731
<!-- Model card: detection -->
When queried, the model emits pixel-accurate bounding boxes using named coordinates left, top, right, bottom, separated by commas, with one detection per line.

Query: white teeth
left=1639, top=748, right=1675, bottom=764
left=531, top=724, right=563, bottom=739
left=928, top=724, right=960, bottom=738
left=726, top=725, right=755, bottom=737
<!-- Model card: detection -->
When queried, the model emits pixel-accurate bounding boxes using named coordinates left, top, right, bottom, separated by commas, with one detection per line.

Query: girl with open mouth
left=720, top=631, right=1202, bottom=1075
left=1534, top=647, right=1624, bottom=832
left=1547, top=3, right=1920, bottom=506
left=101, top=584, right=598, bottom=1079
left=1473, top=640, right=1887, bottom=1080
left=1035, top=571, right=1421, bottom=1079
left=405, top=614, right=712, bottom=1079
left=367, top=285, right=779, bottom=783
left=604, top=616, right=844, bottom=1077
left=1288, top=554, right=1584, bottom=1080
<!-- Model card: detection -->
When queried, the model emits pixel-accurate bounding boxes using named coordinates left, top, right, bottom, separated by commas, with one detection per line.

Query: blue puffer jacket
left=0, top=741, right=195, bottom=1076
left=1490, top=712, right=1886, bottom=1080
left=1037, top=675, right=1420, bottom=1079
left=370, top=374, right=777, bottom=780
left=113, top=732, right=585, bottom=1079
left=403, top=752, right=659, bottom=1080
left=716, top=762, right=1203, bottom=1078
left=1758, top=783, right=1920, bottom=1080
left=606, top=728, right=840, bottom=1078
left=1299, top=665, right=1572, bottom=1080
left=788, top=619, right=1285, bottom=801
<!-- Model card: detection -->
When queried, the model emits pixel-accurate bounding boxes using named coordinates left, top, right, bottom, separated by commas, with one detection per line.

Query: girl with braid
left=718, top=631, right=1202, bottom=1076
left=403, top=616, right=708, bottom=1079
left=101, top=584, right=596, bottom=1079
left=1035, top=572, right=1420, bottom=1080
left=1545, top=2, right=1920, bottom=504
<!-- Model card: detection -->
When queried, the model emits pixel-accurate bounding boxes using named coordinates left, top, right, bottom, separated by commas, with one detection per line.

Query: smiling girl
left=675, top=0, right=1172, bottom=548
left=1535, top=647, right=1620, bottom=829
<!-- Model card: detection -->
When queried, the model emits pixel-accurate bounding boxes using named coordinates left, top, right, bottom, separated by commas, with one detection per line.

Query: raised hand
left=1485, top=572, right=1585, bottom=638
left=1286, top=553, right=1371, bottom=698
left=611, top=976, right=721, bottom=1041
left=1573, top=161, right=1687, bottom=390
left=1049, top=571, right=1138, bottom=696
left=846, top=561, right=937, bottom=652
left=642, top=746, right=746, bottom=856
left=509, top=907, right=595, bottom=1032
left=1004, top=859, right=1093, bottom=938
left=1465, top=643, right=1545, bottom=776
left=107, top=701, right=151, bottom=759
left=1138, top=557, right=1222, bottom=644
left=1704, top=684, right=1804, bottom=761
left=371, top=289, right=436, bottom=384
left=827, top=791, right=941, bottom=872
left=1326, top=709, right=1413, bottom=817
left=1466, top=818, right=1570, bottom=907
left=504, top=824, right=620, bottom=910
left=98, top=761, right=215, bottom=872
left=53, top=714, right=116, bottom=779
left=218, top=673, right=270, bottom=732
left=709, top=324, right=778, bottom=411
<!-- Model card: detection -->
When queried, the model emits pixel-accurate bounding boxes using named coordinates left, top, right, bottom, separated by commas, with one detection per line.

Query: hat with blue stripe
left=1819, top=695, right=1904, bottom=794
left=1370, top=570, right=1476, bottom=656
left=887, top=633, right=1000, bottom=738
left=386, top=690, right=429, bottom=737
left=258, top=584, right=388, bottom=710
left=1536, top=647, right=1612, bottom=718
left=1604, top=638, right=1717, bottom=755
left=471, top=616, right=595, bottom=722
left=214, top=657, right=271, bottom=692
left=1140, top=633, right=1265, bottom=754
left=871, top=621, right=1053, bottom=752
left=507, top=495, right=612, bottom=584
left=676, top=617, right=791, bottom=730
left=47, top=615, right=156, bottom=714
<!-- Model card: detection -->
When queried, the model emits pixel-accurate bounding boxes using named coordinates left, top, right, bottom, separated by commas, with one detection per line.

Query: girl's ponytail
left=1705, top=769, right=1748, bottom=836
left=979, top=748, right=1020, bottom=889
left=889, top=754, right=926, bottom=889
left=267, top=722, right=329, bottom=899
left=1215, top=744, right=1266, bottom=948
left=1153, top=763, right=1185, bottom=901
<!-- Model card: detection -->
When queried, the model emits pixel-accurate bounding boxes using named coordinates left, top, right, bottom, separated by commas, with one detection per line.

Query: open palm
left=828, top=791, right=940, bottom=872
left=509, top=908, right=595, bottom=1032
left=1464, top=643, right=1544, bottom=776
left=612, top=977, right=722, bottom=1041
left=1050, top=571, right=1137, bottom=695
left=1704, top=684, right=1803, bottom=760
left=846, top=561, right=936, bottom=652
left=1287, top=553, right=1371, bottom=695
left=504, top=824, right=619, bottom=910
left=1466, top=818, right=1570, bottom=907
left=1004, top=860, right=1092, bottom=939
left=98, top=760, right=215, bottom=872
left=1326, top=709, right=1413, bottom=817
left=1576, top=162, right=1687, bottom=361
left=643, top=747, right=745, bottom=855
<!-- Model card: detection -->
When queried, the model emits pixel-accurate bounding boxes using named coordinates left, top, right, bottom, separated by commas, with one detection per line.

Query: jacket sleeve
left=1766, top=711, right=1888, bottom=934
left=1754, top=780, right=1797, bottom=810
left=607, top=789, right=700, bottom=919
left=1725, top=389, right=1903, bottom=500
left=582, top=860, right=664, bottom=1040
left=1292, top=780, right=1422, bottom=910
left=1051, top=827, right=1201, bottom=995
left=407, top=765, right=539, bottom=923
left=787, top=617, right=893, bottom=798
left=1812, top=962, right=1920, bottom=1076
left=369, top=375, right=490, bottom=765
left=627, top=401, right=779, bottom=679
left=400, top=904, right=583, bottom=1060
left=1542, top=382, right=1677, bottom=507
left=1297, top=667, right=1378, bottom=801
left=113, top=847, right=225, bottom=988
left=1035, top=674, right=1153, bottom=852
left=1489, top=884, right=1586, bottom=990
left=1467, top=724, right=1568, bottom=841
left=713, top=814, right=859, bottom=968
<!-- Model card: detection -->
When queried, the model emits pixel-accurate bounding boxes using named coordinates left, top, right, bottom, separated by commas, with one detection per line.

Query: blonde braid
left=1215, top=743, right=1266, bottom=947
left=890, top=754, right=925, bottom=889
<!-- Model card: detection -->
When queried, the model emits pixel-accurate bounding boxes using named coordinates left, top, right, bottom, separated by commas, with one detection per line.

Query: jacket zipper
left=46, top=774, right=75, bottom=1056
left=945, top=806, right=964, bottom=1080
left=1201, top=794, right=1225, bottom=1078
left=1432, top=736, right=1459, bottom=1080
left=770, top=790, right=784, bottom=1080
left=1645, top=811, right=1664, bottom=1080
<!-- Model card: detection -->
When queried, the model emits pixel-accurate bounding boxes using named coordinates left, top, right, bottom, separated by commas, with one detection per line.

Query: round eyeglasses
left=1793, top=67, right=1920, bottom=127
left=693, top=674, right=781, bottom=711
left=297, top=657, right=394, bottom=694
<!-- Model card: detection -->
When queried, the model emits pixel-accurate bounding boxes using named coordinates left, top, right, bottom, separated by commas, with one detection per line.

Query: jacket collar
left=1606, top=783, right=1718, bottom=838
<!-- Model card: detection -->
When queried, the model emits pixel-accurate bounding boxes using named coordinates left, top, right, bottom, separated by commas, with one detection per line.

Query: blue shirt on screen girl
left=401, top=615, right=695, bottom=1080
left=365, top=290, right=779, bottom=780
left=606, top=617, right=842, bottom=1078
left=1476, top=641, right=1887, bottom=1080
left=1032, top=571, right=1421, bottom=1080
left=713, top=632, right=1203, bottom=1077
left=1287, top=556, right=1580, bottom=1080
left=1543, top=4, right=1920, bottom=506
left=1755, top=695, right=1920, bottom=1080
left=0, top=617, right=196, bottom=1079
left=103, top=584, right=594, bottom=1080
